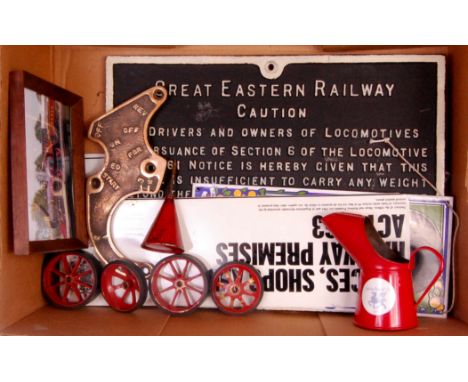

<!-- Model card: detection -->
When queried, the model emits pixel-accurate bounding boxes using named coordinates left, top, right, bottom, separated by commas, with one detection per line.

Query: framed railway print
left=9, top=71, right=88, bottom=255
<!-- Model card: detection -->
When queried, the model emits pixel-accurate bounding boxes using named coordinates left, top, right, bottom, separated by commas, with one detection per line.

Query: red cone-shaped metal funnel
left=141, top=163, right=184, bottom=254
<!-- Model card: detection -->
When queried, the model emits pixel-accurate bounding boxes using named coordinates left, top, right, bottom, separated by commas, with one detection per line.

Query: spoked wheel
left=42, top=251, right=101, bottom=308
left=211, top=262, right=264, bottom=315
left=101, top=260, right=148, bottom=313
left=150, top=254, right=209, bottom=314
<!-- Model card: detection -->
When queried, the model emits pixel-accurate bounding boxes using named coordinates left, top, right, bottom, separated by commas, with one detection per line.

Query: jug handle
left=410, top=246, right=445, bottom=306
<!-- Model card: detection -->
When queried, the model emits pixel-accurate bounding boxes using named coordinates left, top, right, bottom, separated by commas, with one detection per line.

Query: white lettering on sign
left=321, top=147, right=344, bottom=157
left=400, top=163, right=427, bottom=173
left=314, top=80, right=395, bottom=97
left=300, top=147, right=316, bottom=157
left=302, top=177, right=343, bottom=187
left=155, top=80, right=213, bottom=97
left=231, top=146, right=282, bottom=157
left=315, top=161, right=354, bottom=172
left=190, top=175, right=276, bottom=186
left=154, top=146, right=207, bottom=156
left=349, top=147, right=428, bottom=158
left=149, top=126, right=202, bottom=137
left=378, top=177, right=427, bottom=189
left=237, top=104, right=307, bottom=119
left=348, top=178, right=375, bottom=188
left=240, top=127, right=293, bottom=138
left=259, top=161, right=308, bottom=172
left=210, top=127, right=234, bottom=137
left=221, top=80, right=306, bottom=98
left=362, top=162, right=393, bottom=172
left=324, top=127, right=419, bottom=139
left=189, top=160, right=233, bottom=171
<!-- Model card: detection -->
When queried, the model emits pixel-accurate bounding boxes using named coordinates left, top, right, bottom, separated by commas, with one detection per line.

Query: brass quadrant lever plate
left=87, top=86, right=168, bottom=276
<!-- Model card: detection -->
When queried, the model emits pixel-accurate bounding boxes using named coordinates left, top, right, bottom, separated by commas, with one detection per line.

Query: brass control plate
left=87, top=86, right=168, bottom=275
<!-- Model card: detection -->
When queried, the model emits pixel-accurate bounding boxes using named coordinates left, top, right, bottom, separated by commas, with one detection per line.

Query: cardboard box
left=1, top=45, right=468, bottom=335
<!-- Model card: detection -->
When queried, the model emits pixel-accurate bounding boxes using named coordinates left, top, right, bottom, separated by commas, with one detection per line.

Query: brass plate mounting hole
left=145, top=162, right=156, bottom=174
left=91, top=177, right=102, bottom=189
left=141, top=159, right=159, bottom=178
left=266, top=61, right=276, bottom=72
left=154, top=89, right=164, bottom=100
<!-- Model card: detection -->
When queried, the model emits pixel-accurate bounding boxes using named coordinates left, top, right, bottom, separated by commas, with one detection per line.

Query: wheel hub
left=175, top=279, right=186, bottom=290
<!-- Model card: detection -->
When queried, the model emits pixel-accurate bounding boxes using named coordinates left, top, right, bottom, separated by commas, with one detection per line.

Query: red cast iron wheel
left=42, top=251, right=101, bottom=308
left=150, top=254, right=209, bottom=314
left=101, top=260, right=148, bottom=313
left=211, top=262, right=264, bottom=315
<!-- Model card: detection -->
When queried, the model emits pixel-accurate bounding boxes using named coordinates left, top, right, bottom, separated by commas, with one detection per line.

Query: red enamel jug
left=322, top=212, right=444, bottom=331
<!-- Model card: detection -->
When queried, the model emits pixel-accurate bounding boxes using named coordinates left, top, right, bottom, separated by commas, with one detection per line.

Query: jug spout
left=322, top=212, right=407, bottom=268
left=322, top=213, right=369, bottom=268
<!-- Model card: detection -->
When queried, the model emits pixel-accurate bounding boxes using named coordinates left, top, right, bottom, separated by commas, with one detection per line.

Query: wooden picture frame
left=9, top=71, right=88, bottom=255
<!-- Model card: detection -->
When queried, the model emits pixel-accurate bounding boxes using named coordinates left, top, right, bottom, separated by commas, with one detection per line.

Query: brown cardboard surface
left=0, top=45, right=467, bottom=335
left=1, top=306, right=170, bottom=336
left=160, top=309, right=325, bottom=336
left=318, top=313, right=468, bottom=336
left=448, top=47, right=468, bottom=324
left=0, top=46, right=53, bottom=331
left=4, top=306, right=468, bottom=336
